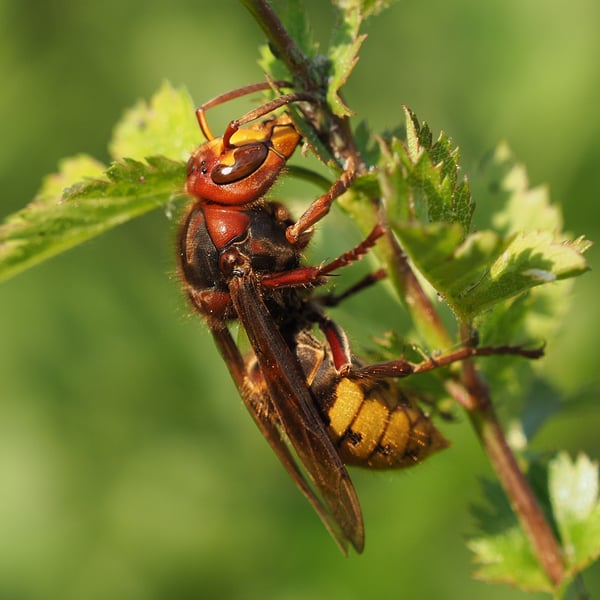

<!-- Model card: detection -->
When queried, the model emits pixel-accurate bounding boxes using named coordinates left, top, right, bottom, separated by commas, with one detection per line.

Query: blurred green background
left=1, top=1, right=599, bottom=598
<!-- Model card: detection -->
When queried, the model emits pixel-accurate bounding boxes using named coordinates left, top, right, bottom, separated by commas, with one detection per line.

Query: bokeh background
left=1, top=1, right=599, bottom=598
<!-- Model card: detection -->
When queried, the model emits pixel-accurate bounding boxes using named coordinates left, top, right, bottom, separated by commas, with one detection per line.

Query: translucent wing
left=225, top=274, right=364, bottom=553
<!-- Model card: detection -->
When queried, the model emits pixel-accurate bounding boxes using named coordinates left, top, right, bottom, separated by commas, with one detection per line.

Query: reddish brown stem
left=241, top=0, right=315, bottom=90
left=457, top=355, right=565, bottom=585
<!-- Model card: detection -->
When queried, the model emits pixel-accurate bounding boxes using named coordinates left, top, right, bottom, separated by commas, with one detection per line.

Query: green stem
left=379, top=228, right=453, bottom=350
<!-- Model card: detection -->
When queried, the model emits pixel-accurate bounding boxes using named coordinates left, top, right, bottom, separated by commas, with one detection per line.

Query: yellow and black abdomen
left=295, top=330, right=449, bottom=470
left=324, top=376, right=448, bottom=469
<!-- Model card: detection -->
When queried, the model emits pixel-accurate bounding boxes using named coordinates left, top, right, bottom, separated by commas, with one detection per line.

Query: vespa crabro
left=177, top=83, right=543, bottom=553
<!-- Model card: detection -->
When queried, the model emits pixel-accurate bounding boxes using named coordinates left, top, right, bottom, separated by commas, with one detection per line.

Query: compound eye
left=211, top=144, right=269, bottom=185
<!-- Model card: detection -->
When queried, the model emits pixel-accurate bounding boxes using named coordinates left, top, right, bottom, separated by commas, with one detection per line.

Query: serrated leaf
left=477, top=275, right=575, bottom=350
left=479, top=144, right=596, bottom=349
left=0, top=156, right=184, bottom=283
left=549, top=453, right=600, bottom=574
left=109, top=81, right=198, bottom=161
left=35, top=154, right=107, bottom=203
left=476, top=141, right=564, bottom=234
left=463, top=231, right=588, bottom=316
left=0, top=154, right=104, bottom=281
left=256, top=1, right=378, bottom=120
left=382, top=115, right=590, bottom=320
left=0, top=82, right=196, bottom=283
left=383, top=107, right=475, bottom=234
left=394, top=224, right=589, bottom=320
left=257, top=42, right=291, bottom=82
left=470, top=143, right=589, bottom=400
left=469, top=529, right=553, bottom=592
left=353, top=120, right=381, bottom=168
left=327, top=4, right=366, bottom=117
left=475, top=289, right=570, bottom=413
left=470, top=454, right=600, bottom=593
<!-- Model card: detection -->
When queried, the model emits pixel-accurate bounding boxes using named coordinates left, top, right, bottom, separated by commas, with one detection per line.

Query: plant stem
left=241, top=0, right=315, bottom=90
left=477, top=411, right=565, bottom=585
left=244, top=0, right=566, bottom=586
left=455, top=337, right=565, bottom=586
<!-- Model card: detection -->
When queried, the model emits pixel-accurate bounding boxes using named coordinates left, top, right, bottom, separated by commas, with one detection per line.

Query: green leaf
left=257, top=42, right=289, bottom=83
left=475, top=289, right=569, bottom=412
left=275, top=0, right=316, bottom=59
left=0, top=83, right=196, bottom=283
left=393, top=223, right=589, bottom=321
left=0, top=154, right=105, bottom=281
left=474, top=141, right=564, bottom=234
left=468, top=477, right=554, bottom=593
left=382, top=110, right=590, bottom=321
left=0, top=156, right=184, bottom=283
left=353, top=120, right=381, bottom=168
left=468, top=528, right=553, bottom=592
left=258, top=1, right=387, bottom=118
left=328, top=1, right=400, bottom=117
left=469, top=454, right=600, bottom=594
left=384, top=106, right=475, bottom=233
left=109, top=81, right=198, bottom=161
left=327, top=4, right=367, bottom=117
left=333, top=0, right=396, bottom=20
left=549, top=453, right=600, bottom=575
left=470, top=144, right=587, bottom=398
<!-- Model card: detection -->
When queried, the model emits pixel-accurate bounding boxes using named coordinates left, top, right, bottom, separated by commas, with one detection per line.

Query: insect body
left=184, top=210, right=447, bottom=553
left=243, top=297, right=450, bottom=471
left=177, top=84, right=543, bottom=554
left=179, top=198, right=300, bottom=323
left=289, top=323, right=449, bottom=470
left=178, top=83, right=370, bottom=552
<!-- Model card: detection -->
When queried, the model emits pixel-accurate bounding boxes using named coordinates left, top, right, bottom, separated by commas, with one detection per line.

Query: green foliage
left=334, top=0, right=396, bottom=17
left=109, top=81, right=198, bottom=161
left=0, top=83, right=191, bottom=283
left=550, top=453, right=600, bottom=577
left=326, top=1, right=395, bottom=116
left=469, top=473, right=555, bottom=593
left=378, top=108, right=590, bottom=322
left=0, top=154, right=105, bottom=280
left=257, top=0, right=389, bottom=117
left=327, top=4, right=367, bottom=117
left=469, top=453, right=600, bottom=595
left=0, top=0, right=596, bottom=597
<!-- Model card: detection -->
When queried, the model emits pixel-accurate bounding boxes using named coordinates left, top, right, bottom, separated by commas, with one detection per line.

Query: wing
left=226, top=274, right=364, bottom=554
left=208, top=322, right=359, bottom=553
